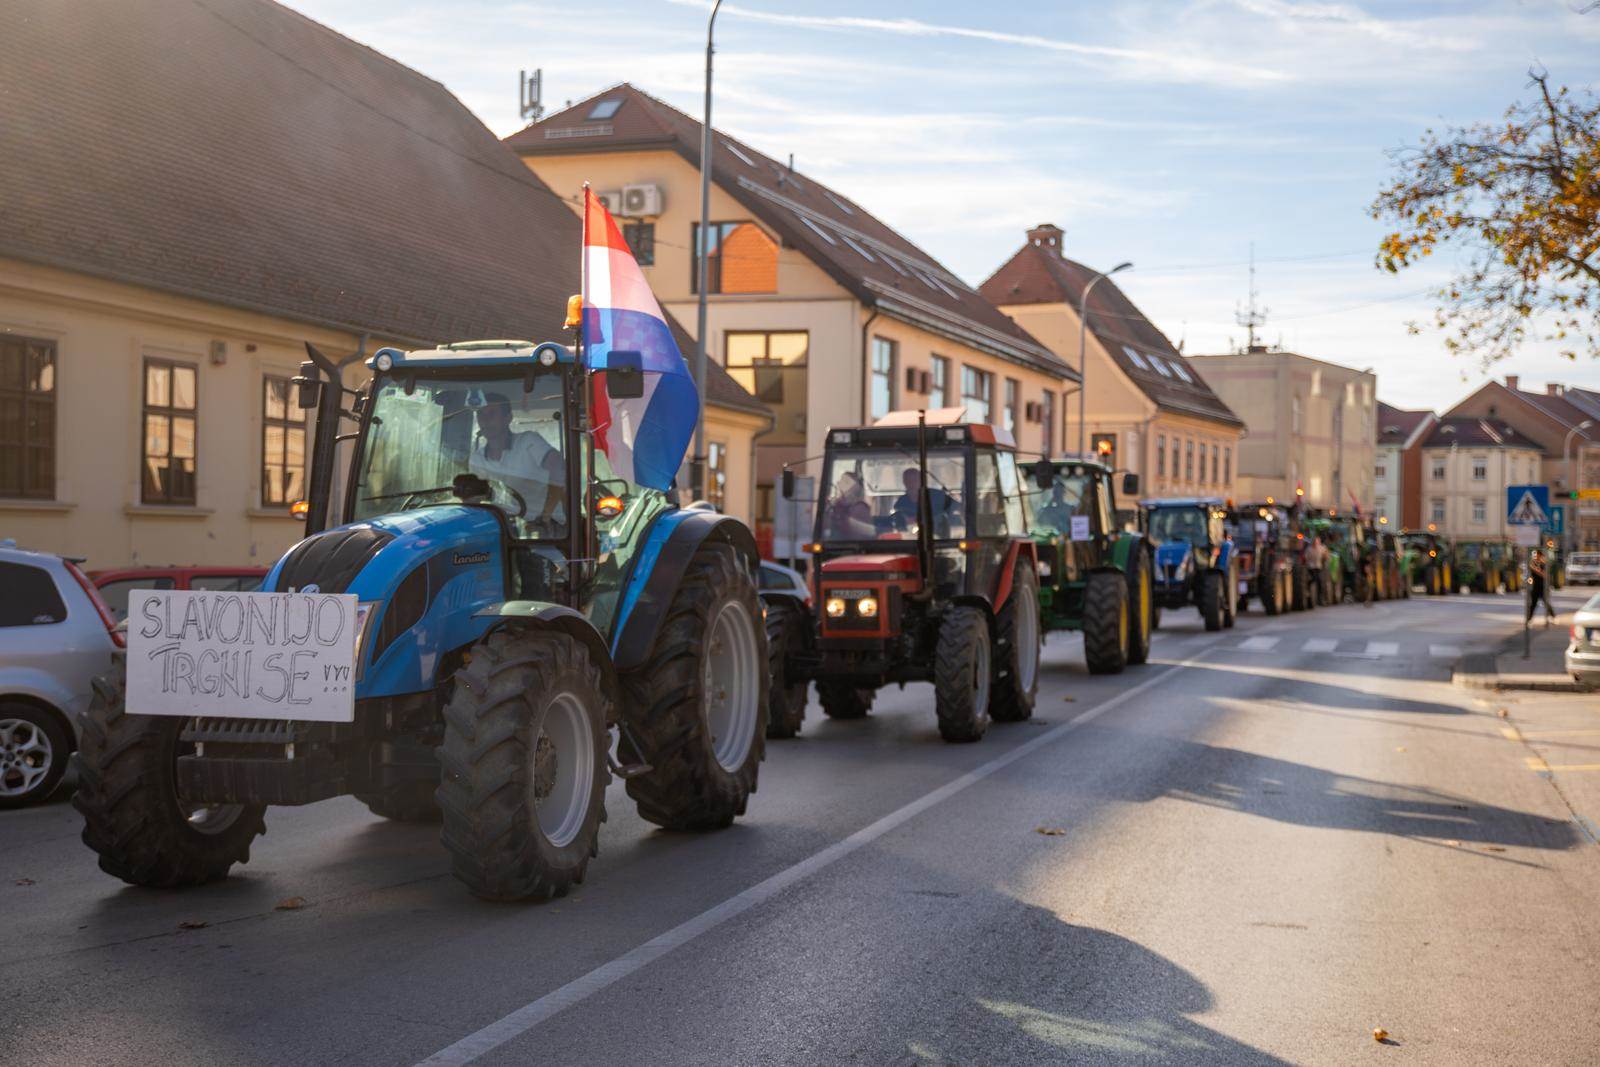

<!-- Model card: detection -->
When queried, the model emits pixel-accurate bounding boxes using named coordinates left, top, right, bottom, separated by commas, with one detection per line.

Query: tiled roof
left=0, top=0, right=767, bottom=419
left=1422, top=416, right=1533, bottom=449
left=1377, top=403, right=1434, bottom=446
left=1, top=0, right=578, bottom=345
left=978, top=236, right=1242, bottom=428
left=1506, top=387, right=1600, bottom=439
left=506, top=85, right=1073, bottom=380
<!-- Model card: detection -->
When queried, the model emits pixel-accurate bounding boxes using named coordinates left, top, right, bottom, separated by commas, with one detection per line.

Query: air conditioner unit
left=598, top=190, right=624, bottom=215
left=622, top=183, right=663, bottom=217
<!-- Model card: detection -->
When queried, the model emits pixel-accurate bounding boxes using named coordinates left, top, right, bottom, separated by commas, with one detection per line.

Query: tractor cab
left=767, top=409, right=1041, bottom=742
left=1140, top=498, right=1234, bottom=630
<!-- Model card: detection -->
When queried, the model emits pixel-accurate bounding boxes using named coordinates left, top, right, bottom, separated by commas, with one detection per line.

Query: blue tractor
left=74, top=339, right=768, bottom=901
left=1142, top=498, right=1236, bottom=632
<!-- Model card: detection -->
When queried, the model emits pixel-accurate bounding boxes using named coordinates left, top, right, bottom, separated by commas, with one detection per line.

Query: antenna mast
left=519, top=69, right=544, bottom=124
left=1234, top=242, right=1268, bottom=351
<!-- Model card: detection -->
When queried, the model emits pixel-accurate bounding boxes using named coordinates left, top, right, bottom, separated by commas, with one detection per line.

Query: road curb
left=1451, top=629, right=1580, bottom=693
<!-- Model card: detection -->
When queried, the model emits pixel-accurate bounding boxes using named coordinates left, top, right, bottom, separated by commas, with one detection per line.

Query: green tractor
left=1401, top=528, right=1455, bottom=595
left=1457, top=538, right=1513, bottom=593
left=1020, top=458, right=1155, bottom=674
left=1306, top=512, right=1378, bottom=602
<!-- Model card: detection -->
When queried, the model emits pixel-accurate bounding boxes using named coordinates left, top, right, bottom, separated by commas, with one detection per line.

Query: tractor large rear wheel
left=1200, top=570, right=1225, bottom=632
left=1126, top=549, right=1156, bottom=662
left=437, top=628, right=609, bottom=901
left=764, top=598, right=810, bottom=739
left=934, top=606, right=992, bottom=742
left=991, top=563, right=1041, bottom=722
left=1261, top=566, right=1281, bottom=615
left=1083, top=571, right=1129, bottom=674
left=621, top=544, right=766, bottom=831
left=74, top=659, right=266, bottom=887
left=1221, top=561, right=1238, bottom=629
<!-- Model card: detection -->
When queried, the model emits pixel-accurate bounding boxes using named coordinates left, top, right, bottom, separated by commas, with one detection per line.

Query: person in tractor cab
left=891, top=468, right=956, bottom=533
left=1150, top=506, right=1207, bottom=546
left=470, top=391, right=566, bottom=534
left=1033, top=478, right=1084, bottom=533
left=825, top=471, right=875, bottom=539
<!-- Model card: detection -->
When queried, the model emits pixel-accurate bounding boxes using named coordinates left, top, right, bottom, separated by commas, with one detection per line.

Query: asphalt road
left=5, top=587, right=1599, bottom=1066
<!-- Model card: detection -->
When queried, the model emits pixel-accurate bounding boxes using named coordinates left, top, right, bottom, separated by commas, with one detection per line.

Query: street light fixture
left=691, top=0, right=724, bottom=500
left=1077, top=261, right=1133, bottom=455
left=1565, top=418, right=1593, bottom=551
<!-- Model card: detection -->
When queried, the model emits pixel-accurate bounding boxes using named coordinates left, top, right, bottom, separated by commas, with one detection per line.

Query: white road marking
left=1430, top=644, right=1462, bottom=659
left=414, top=648, right=1216, bottom=1066
left=1238, top=636, right=1280, bottom=651
left=1366, top=641, right=1400, bottom=657
left=1301, top=638, right=1338, bottom=653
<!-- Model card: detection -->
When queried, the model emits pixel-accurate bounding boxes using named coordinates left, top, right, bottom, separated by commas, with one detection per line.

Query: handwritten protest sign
left=126, top=590, right=362, bottom=723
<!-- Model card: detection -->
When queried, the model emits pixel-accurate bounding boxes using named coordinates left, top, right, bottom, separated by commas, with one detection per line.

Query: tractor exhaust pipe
left=297, top=342, right=346, bottom=536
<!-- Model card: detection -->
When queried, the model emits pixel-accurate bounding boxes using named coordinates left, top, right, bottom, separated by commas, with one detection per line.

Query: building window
left=691, top=220, right=777, bottom=294
left=870, top=337, right=896, bottom=420
left=261, top=376, right=306, bottom=508
left=1184, top=439, right=1194, bottom=481
left=1471, top=458, right=1487, bottom=481
left=961, top=366, right=992, bottom=424
left=1472, top=498, right=1486, bottom=523
left=142, top=358, right=198, bottom=505
left=1003, top=378, right=1019, bottom=436
left=1431, top=498, right=1445, bottom=523
left=1292, top=394, right=1303, bottom=433
left=1211, top=446, right=1219, bottom=484
left=1157, top=434, right=1167, bottom=477
left=0, top=335, right=55, bottom=499
left=1197, top=443, right=1207, bottom=483
left=930, top=356, right=950, bottom=408
left=1172, top=439, right=1181, bottom=481
left=1432, top=460, right=1446, bottom=481
left=623, top=221, right=655, bottom=267
left=1041, top=391, right=1055, bottom=454
left=706, top=440, right=727, bottom=511
left=727, top=331, right=808, bottom=445
left=1375, top=463, right=1387, bottom=479
left=1223, top=447, right=1231, bottom=485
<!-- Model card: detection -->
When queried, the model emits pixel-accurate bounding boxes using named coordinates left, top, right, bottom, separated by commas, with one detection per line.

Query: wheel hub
left=703, top=599, right=759, bottom=772
left=0, top=717, right=52, bottom=798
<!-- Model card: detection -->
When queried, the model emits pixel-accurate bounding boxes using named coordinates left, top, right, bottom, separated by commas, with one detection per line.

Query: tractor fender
left=475, top=601, right=619, bottom=708
left=989, top=540, right=1038, bottom=611
left=1212, top=540, right=1234, bottom=572
left=611, top=508, right=760, bottom=673
left=1108, top=533, right=1143, bottom=571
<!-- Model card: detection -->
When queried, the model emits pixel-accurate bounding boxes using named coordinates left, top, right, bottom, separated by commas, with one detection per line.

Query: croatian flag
left=581, top=186, right=698, bottom=491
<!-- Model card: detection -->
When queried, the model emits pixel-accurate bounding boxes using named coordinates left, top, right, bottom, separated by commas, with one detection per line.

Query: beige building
left=1416, top=417, right=1543, bottom=539
left=1186, top=346, right=1377, bottom=510
left=0, top=0, right=766, bottom=566
left=980, top=225, right=1243, bottom=497
left=506, top=85, right=1078, bottom=549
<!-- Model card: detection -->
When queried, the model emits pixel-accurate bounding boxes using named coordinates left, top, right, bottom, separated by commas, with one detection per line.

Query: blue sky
left=292, top=0, right=1600, bottom=409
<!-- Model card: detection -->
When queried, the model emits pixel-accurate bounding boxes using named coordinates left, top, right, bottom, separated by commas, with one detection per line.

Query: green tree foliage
left=1372, top=70, right=1600, bottom=366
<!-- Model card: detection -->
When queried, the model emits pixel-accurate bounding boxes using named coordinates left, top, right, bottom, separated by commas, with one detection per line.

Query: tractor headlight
left=857, top=596, right=879, bottom=618
left=825, top=597, right=847, bottom=618
left=352, top=601, right=377, bottom=679
left=374, top=351, right=394, bottom=372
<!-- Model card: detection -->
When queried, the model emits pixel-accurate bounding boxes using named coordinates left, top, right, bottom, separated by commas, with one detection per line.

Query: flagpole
left=693, top=0, right=723, bottom=502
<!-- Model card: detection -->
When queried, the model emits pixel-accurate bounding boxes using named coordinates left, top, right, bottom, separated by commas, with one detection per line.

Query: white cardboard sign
left=1070, top=514, right=1091, bottom=542
left=1513, top=524, right=1541, bottom=547
left=126, top=590, right=360, bottom=722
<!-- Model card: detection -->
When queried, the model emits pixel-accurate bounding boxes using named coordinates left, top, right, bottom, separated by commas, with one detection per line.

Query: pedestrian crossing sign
left=1506, top=484, right=1549, bottom=526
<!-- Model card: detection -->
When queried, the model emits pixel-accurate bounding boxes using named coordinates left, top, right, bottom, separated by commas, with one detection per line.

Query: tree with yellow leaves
left=1372, top=69, right=1600, bottom=366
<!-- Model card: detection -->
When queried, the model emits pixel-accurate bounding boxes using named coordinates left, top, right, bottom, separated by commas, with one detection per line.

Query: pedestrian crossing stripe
left=1224, top=637, right=1461, bottom=658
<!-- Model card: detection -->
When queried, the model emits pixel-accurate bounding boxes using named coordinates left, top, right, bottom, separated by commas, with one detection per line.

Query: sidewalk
left=1453, top=588, right=1587, bottom=693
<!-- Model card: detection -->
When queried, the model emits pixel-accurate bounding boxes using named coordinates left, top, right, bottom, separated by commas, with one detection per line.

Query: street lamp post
left=692, top=0, right=724, bottom=500
left=1565, top=418, right=1593, bottom=551
left=1077, top=261, right=1132, bottom=456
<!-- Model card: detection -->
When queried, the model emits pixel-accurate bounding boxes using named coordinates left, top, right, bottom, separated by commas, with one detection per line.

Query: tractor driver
left=470, top=392, right=566, bottom=534
left=891, top=468, right=956, bottom=534
left=1033, top=481, right=1081, bottom=533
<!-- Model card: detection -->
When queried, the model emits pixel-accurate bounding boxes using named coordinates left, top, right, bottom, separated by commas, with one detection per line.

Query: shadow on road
left=1179, top=659, right=1470, bottom=715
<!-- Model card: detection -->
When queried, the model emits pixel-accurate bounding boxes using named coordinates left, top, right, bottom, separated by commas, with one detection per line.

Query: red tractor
left=764, top=410, right=1041, bottom=743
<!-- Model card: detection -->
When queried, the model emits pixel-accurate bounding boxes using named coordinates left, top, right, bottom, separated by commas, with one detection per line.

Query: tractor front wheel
left=1083, top=571, right=1130, bottom=673
left=763, top=599, right=810, bottom=739
left=1221, top=562, right=1238, bottom=629
left=1200, top=570, right=1225, bottom=631
left=437, top=628, right=609, bottom=901
left=1261, top=567, right=1281, bottom=616
left=991, top=563, right=1041, bottom=722
left=74, top=659, right=266, bottom=887
left=934, top=606, right=992, bottom=742
left=1127, top=550, right=1156, bottom=661
left=621, top=544, right=766, bottom=831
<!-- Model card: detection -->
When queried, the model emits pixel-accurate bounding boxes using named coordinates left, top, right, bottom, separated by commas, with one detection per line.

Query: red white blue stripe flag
left=581, top=186, right=698, bottom=491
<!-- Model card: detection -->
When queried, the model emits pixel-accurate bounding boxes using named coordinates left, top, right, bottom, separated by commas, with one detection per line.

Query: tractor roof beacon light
left=374, top=351, right=394, bottom=373
left=565, top=294, right=583, bottom=330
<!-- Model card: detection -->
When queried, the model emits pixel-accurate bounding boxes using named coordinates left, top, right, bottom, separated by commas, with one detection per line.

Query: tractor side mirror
left=294, top=361, right=321, bottom=409
left=606, top=350, right=644, bottom=399
left=781, top=468, right=796, bottom=499
left=1121, top=472, right=1140, bottom=497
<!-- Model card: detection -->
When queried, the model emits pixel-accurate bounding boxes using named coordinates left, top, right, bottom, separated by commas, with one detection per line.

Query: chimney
left=1504, top=374, right=1519, bottom=391
left=1548, top=383, right=1563, bottom=396
left=1027, top=223, right=1064, bottom=258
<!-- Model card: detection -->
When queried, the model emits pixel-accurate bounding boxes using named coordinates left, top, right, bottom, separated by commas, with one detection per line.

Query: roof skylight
left=824, top=190, right=854, bottom=215
left=796, top=213, right=837, bottom=245
left=1121, top=345, right=1149, bottom=370
left=586, top=99, right=622, bottom=121
left=1171, top=360, right=1193, bottom=382
left=1151, top=358, right=1173, bottom=378
left=881, top=254, right=908, bottom=276
left=724, top=139, right=756, bottom=167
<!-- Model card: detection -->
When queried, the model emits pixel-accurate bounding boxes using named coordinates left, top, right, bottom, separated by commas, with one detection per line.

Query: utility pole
left=1235, top=243, right=1268, bottom=351
left=692, top=0, right=724, bottom=501
left=1077, top=262, right=1132, bottom=455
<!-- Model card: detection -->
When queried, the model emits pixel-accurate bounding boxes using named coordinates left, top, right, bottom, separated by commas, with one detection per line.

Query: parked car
left=89, top=565, right=268, bottom=622
left=759, top=559, right=811, bottom=606
left=1566, top=592, right=1600, bottom=690
left=1568, top=552, right=1600, bottom=586
left=0, top=542, right=122, bottom=807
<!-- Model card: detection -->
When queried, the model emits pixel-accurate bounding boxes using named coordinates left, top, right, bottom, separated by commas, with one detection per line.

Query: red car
left=90, top=566, right=269, bottom=623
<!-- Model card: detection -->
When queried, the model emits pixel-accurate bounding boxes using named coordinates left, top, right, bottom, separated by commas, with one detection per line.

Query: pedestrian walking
left=1526, top=549, right=1556, bottom=627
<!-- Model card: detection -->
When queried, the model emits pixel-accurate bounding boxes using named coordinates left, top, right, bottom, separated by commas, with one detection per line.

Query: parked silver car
left=1566, top=552, right=1600, bottom=586
left=1566, top=592, right=1600, bottom=691
left=0, top=542, right=121, bottom=806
